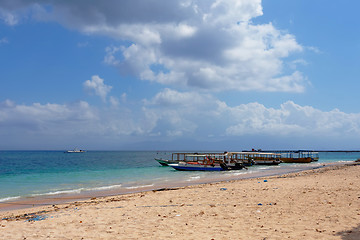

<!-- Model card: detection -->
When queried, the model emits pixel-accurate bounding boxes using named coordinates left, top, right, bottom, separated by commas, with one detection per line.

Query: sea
left=0, top=151, right=359, bottom=209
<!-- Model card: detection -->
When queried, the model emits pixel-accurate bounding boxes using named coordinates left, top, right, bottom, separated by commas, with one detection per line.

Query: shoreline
left=0, top=161, right=347, bottom=212
left=1, top=162, right=359, bottom=239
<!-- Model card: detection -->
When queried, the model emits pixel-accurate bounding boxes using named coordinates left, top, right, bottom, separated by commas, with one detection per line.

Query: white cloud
left=83, top=75, right=113, bottom=102
left=0, top=100, right=97, bottom=134
left=0, top=9, right=19, bottom=25
left=142, top=90, right=360, bottom=139
left=0, top=99, right=146, bottom=144
left=144, top=88, right=211, bottom=107
left=104, top=46, right=122, bottom=66
left=1, top=95, right=360, bottom=149
left=143, top=88, right=219, bottom=137
left=307, top=46, right=321, bottom=54
left=2, top=1, right=347, bottom=149
left=0, top=0, right=307, bottom=93
left=206, top=0, right=263, bottom=25
left=223, top=101, right=360, bottom=137
left=109, top=96, right=119, bottom=108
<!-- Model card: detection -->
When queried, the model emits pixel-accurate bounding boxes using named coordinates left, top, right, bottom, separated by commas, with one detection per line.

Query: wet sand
left=1, top=162, right=359, bottom=239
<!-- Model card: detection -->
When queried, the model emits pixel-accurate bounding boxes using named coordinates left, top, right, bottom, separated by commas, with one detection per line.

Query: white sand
left=1, top=163, right=359, bottom=239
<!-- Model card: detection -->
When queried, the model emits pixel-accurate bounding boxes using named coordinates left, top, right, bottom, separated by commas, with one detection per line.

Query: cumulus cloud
left=83, top=75, right=112, bottom=102
left=1, top=96, right=360, bottom=148
left=0, top=0, right=307, bottom=92
left=0, top=99, right=146, bottom=142
left=0, top=100, right=97, bottom=134
left=223, top=101, right=360, bottom=137
left=142, top=89, right=360, bottom=139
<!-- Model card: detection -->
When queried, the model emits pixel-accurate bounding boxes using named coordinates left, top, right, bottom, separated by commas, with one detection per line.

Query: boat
left=168, top=161, right=245, bottom=171
left=154, top=158, right=178, bottom=166
left=65, top=148, right=86, bottom=153
left=226, top=152, right=282, bottom=165
left=154, top=152, right=224, bottom=166
left=246, top=152, right=282, bottom=165
left=279, top=151, right=319, bottom=163
left=154, top=152, right=197, bottom=166
left=168, top=154, right=223, bottom=171
left=168, top=153, right=245, bottom=171
left=169, top=162, right=224, bottom=171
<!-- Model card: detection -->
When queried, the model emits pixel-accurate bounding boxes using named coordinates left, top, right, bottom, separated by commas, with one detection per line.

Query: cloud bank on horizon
left=0, top=0, right=359, bottom=150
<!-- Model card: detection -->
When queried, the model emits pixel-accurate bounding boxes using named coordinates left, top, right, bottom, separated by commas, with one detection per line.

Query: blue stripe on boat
left=169, top=164, right=224, bottom=171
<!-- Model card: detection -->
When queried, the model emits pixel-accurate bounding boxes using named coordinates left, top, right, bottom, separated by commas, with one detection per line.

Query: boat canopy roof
left=185, top=154, right=208, bottom=157
left=228, top=152, right=281, bottom=156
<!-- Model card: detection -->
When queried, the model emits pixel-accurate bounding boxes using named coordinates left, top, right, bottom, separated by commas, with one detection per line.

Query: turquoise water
left=0, top=151, right=359, bottom=203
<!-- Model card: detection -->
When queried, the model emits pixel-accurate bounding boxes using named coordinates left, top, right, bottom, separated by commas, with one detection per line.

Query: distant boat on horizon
left=65, top=148, right=86, bottom=153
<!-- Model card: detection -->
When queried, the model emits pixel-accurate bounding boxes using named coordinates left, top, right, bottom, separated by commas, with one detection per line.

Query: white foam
left=0, top=196, right=21, bottom=202
left=29, top=184, right=124, bottom=197
left=31, top=188, right=84, bottom=197
left=186, top=176, right=201, bottom=181
left=90, top=184, right=122, bottom=191
left=125, top=184, right=154, bottom=190
left=232, top=171, right=247, bottom=176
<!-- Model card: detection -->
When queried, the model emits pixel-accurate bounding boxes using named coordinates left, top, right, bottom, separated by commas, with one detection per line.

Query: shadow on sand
left=336, top=224, right=360, bottom=240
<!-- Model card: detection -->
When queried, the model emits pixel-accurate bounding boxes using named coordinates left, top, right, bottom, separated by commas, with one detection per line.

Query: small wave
left=257, top=167, right=271, bottom=170
left=125, top=184, right=154, bottom=190
left=31, top=188, right=85, bottom=197
left=186, top=176, right=201, bottom=181
left=0, top=196, right=21, bottom=202
left=29, top=184, right=124, bottom=198
left=90, top=184, right=122, bottom=191
left=232, top=171, right=248, bottom=176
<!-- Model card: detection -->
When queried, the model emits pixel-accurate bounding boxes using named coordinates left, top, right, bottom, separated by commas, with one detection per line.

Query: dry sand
left=1, top=163, right=359, bottom=239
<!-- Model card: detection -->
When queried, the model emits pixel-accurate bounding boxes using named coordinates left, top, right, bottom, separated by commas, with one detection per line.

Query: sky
left=1, top=0, right=360, bottom=151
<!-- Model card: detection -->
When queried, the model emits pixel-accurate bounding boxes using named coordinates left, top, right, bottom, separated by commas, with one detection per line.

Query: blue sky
left=1, top=0, right=360, bottom=150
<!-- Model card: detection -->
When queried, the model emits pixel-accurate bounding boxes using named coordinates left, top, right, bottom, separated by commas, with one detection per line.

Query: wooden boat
left=226, top=152, right=281, bottom=165
left=169, top=162, right=224, bottom=171
left=154, top=152, right=226, bottom=166
left=279, top=151, right=319, bottom=163
left=154, top=152, right=198, bottom=166
left=168, top=153, right=245, bottom=171
left=154, top=158, right=178, bottom=166
left=280, top=157, right=311, bottom=163
left=169, top=161, right=245, bottom=171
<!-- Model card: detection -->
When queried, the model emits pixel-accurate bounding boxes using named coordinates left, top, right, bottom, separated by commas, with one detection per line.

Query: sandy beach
left=1, top=163, right=359, bottom=239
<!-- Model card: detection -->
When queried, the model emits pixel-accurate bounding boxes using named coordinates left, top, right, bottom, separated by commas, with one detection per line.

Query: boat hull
left=280, top=157, right=312, bottom=163
left=169, top=163, right=224, bottom=171
left=154, top=158, right=178, bottom=166
left=253, top=160, right=282, bottom=165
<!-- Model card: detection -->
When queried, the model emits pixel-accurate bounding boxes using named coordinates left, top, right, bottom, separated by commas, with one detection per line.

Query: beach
left=1, top=163, right=359, bottom=239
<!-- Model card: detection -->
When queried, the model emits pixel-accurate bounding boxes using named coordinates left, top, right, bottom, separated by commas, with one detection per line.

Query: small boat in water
left=169, top=161, right=245, bottom=171
left=169, top=162, right=224, bottom=171
left=279, top=151, right=319, bottom=163
left=154, top=152, right=197, bottom=166
left=155, top=152, right=223, bottom=166
left=167, top=153, right=245, bottom=171
left=227, top=152, right=282, bottom=165
left=65, top=148, right=86, bottom=153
